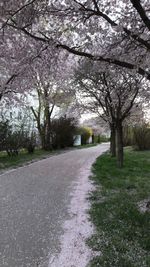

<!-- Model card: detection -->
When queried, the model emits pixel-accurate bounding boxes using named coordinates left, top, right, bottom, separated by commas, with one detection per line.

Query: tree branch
left=1, top=0, right=37, bottom=30
left=130, top=0, right=150, bottom=31
left=73, top=1, right=150, bottom=50
left=122, top=85, right=140, bottom=120
left=7, top=22, right=48, bottom=43
left=92, top=0, right=100, bottom=12
left=30, top=106, right=38, bottom=120
left=57, top=44, right=150, bottom=80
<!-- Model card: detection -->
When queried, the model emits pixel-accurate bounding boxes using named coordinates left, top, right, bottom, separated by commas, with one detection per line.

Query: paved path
left=0, top=143, right=109, bottom=267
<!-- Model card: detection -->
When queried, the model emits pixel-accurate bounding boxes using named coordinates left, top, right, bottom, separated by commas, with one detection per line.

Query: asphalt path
left=0, top=143, right=109, bottom=267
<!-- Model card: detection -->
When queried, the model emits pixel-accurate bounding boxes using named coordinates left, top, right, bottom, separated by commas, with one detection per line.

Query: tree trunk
left=35, top=119, right=46, bottom=150
left=116, top=121, right=124, bottom=168
left=39, top=129, right=46, bottom=150
left=44, top=105, right=52, bottom=150
left=30, top=106, right=46, bottom=149
left=110, top=123, right=116, bottom=157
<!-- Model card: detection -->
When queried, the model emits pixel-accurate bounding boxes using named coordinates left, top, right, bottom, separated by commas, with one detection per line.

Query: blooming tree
left=0, top=0, right=52, bottom=103
left=55, top=0, right=150, bottom=80
left=0, top=0, right=149, bottom=160
left=27, top=47, right=76, bottom=150
left=75, top=59, right=147, bottom=167
left=1, top=0, right=149, bottom=79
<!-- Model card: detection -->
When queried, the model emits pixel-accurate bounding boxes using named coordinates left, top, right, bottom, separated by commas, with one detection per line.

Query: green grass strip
left=88, top=148, right=150, bottom=267
left=0, top=149, right=54, bottom=171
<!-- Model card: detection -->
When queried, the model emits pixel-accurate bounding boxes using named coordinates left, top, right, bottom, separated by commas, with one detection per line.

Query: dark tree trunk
left=116, top=121, right=124, bottom=168
left=30, top=106, right=46, bottom=150
left=36, top=121, right=46, bottom=150
left=44, top=105, right=52, bottom=150
left=39, top=130, right=46, bottom=150
left=110, top=123, right=116, bottom=157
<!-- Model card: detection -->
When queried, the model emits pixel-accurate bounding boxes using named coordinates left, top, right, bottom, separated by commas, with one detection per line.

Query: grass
left=76, top=143, right=98, bottom=149
left=0, top=149, right=55, bottom=171
left=0, top=144, right=98, bottom=171
left=88, top=148, right=150, bottom=267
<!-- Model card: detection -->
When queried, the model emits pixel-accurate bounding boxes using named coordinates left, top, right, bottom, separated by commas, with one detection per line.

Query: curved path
left=0, top=143, right=109, bottom=267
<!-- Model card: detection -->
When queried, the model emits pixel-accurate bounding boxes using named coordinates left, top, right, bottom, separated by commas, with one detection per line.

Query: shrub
left=93, top=135, right=101, bottom=144
left=0, top=120, right=24, bottom=155
left=51, top=117, right=77, bottom=149
left=123, top=126, right=134, bottom=147
left=0, top=120, right=11, bottom=151
left=24, top=132, right=36, bottom=153
left=78, top=127, right=93, bottom=145
left=100, top=135, right=110, bottom=142
left=6, top=130, right=28, bottom=156
left=0, top=120, right=37, bottom=155
left=133, top=124, right=150, bottom=150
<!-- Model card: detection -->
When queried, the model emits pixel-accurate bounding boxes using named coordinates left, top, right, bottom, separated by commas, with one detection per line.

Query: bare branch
left=57, top=44, right=150, bottom=80
left=130, top=0, right=150, bottom=31
left=1, top=0, right=37, bottom=30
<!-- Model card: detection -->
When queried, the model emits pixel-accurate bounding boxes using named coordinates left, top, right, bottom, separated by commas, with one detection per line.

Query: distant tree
left=78, top=126, right=93, bottom=145
left=75, top=60, right=146, bottom=167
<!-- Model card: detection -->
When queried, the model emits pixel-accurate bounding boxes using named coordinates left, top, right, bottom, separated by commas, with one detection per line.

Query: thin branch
left=73, top=1, right=150, bottom=50
left=92, top=0, right=100, bottom=12
left=1, top=0, right=37, bottom=30
left=7, top=22, right=48, bottom=43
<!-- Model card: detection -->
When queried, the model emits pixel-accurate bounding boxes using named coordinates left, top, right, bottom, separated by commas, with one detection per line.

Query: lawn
left=0, top=144, right=98, bottom=171
left=0, top=149, right=55, bottom=171
left=76, top=143, right=98, bottom=149
left=88, top=148, right=150, bottom=267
